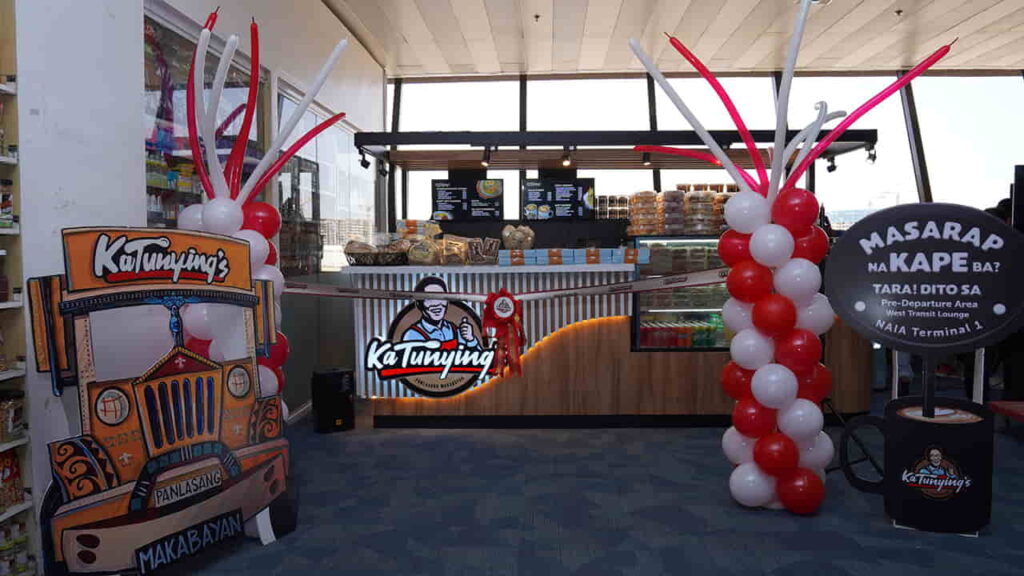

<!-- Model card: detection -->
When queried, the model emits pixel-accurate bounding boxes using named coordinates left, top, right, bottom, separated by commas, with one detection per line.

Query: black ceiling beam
left=354, top=129, right=876, bottom=156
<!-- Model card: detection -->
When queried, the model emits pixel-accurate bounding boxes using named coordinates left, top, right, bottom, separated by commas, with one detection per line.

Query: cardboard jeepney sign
left=28, top=228, right=288, bottom=575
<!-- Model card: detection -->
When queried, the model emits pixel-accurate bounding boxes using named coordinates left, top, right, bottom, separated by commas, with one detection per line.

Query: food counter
left=343, top=261, right=873, bottom=423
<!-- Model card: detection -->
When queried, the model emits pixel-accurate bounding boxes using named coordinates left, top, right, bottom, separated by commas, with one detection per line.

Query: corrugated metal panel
left=352, top=268, right=634, bottom=398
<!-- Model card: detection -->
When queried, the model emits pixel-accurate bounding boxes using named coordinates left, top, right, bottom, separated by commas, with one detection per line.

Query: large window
left=913, top=76, right=1023, bottom=209
left=278, top=93, right=375, bottom=275
left=399, top=80, right=519, bottom=134
left=654, top=77, right=776, bottom=131
left=528, top=78, right=649, bottom=131
left=789, top=75, right=917, bottom=229
left=143, top=16, right=265, bottom=227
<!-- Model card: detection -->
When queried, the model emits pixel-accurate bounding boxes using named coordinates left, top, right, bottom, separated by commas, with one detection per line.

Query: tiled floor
left=162, top=399, right=1024, bottom=576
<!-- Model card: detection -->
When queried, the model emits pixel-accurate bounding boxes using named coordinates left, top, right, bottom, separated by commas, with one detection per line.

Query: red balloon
left=721, top=362, right=754, bottom=400
left=754, top=433, right=800, bottom=477
left=726, top=261, right=774, bottom=303
left=792, top=226, right=829, bottom=264
left=243, top=201, right=282, bottom=238
left=266, top=331, right=290, bottom=367
left=266, top=242, right=278, bottom=266
left=718, top=230, right=752, bottom=267
left=777, top=467, right=825, bottom=515
left=732, top=398, right=777, bottom=438
left=185, top=337, right=211, bottom=358
left=775, top=330, right=823, bottom=374
left=752, top=294, right=797, bottom=337
left=798, top=363, right=833, bottom=403
left=772, top=188, right=820, bottom=234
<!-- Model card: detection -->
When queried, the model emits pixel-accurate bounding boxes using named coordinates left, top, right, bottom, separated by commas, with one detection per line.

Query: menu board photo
left=521, top=178, right=596, bottom=220
left=431, top=179, right=503, bottom=221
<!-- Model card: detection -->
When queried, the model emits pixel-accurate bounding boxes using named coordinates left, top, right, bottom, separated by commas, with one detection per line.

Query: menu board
left=431, top=179, right=503, bottom=221
left=521, top=178, right=596, bottom=220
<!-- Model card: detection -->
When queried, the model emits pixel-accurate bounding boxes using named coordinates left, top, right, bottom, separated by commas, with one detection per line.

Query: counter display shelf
left=632, top=236, right=728, bottom=352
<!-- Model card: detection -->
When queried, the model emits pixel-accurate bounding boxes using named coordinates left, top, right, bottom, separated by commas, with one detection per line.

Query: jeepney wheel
left=40, top=483, right=71, bottom=576
left=268, top=474, right=299, bottom=538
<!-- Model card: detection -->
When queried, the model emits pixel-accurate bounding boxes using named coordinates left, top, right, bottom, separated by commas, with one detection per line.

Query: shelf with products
left=632, top=235, right=729, bottom=352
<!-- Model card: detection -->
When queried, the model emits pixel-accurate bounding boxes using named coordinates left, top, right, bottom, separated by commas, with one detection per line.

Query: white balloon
left=814, top=468, right=827, bottom=486
left=751, top=363, right=798, bottom=409
left=281, top=400, right=291, bottom=422
left=724, top=192, right=771, bottom=234
left=796, top=293, right=835, bottom=335
left=258, top=364, right=280, bottom=397
left=777, top=399, right=824, bottom=442
left=798, top=431, right=835, bottom=470
left=722, top=426, right=756, bottom=465
left=773, top=258, right=821, bottom=305
left=181, top=304, right=215, bottom=341
left=208, top=339, right=226, bottom=362
left=178, top=203, right=204, bottom=231
left=729, top=462, right=777, bottom=507
left=255, top=265, right=285, bottom=299
left=233, top=229, right=270, bottom=269
left=201, top=197, right=244, bottom=236
left=729, top=329, right=774, bottom=370
left=749, top=224, right=795, bottom=268
left=722, top=298, right=754, bottom=333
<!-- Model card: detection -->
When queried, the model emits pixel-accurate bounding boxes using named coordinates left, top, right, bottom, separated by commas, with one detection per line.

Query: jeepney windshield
left=89, top=305, right=177, bottom=382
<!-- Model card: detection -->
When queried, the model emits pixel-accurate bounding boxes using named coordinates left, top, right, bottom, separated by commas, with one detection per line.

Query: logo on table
left=901, top=445, right=972, bottom=500
left=365, top=277, right=495, bottom=397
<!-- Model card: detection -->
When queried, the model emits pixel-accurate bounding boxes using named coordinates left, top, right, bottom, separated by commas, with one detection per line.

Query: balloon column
left=177, top=9, right=347, bottom=419
left=631, top=0, right=951, bottom=514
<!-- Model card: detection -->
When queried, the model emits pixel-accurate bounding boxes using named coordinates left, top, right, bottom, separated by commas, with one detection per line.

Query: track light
left=826, top=157, right=837, bottom=173
left=561, top=146, right=572, bottom=167
left=866, top=146, right=877, bottom=165
left=642, top=152, right=652, bottom=167
left=481, top=146, right=492, bottom=168
left=378, top=163, right=388, bottom=178
left=359, top=149, right=370, bottom=169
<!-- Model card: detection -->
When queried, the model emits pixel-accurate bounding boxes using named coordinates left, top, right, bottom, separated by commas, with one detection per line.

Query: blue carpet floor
left=162, top=399, right=1024, bottom=576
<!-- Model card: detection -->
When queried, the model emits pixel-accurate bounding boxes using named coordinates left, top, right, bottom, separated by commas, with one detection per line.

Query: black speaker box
left=311, top=369, right=355, bottom=433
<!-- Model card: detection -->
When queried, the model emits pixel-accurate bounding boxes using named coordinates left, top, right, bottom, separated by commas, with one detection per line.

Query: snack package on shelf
left=0, top=392, right=24, bottom=444
left=396, top=219, right=441, bottom=240
left=441, top=235, right=471, bottom=265
left=627, top=190, right=662, bottom=236
left=407, top=238, right=442, bottom=265
left=0, top=451, right=22, bottom=510
left=501, top=225, right=535, bottom=250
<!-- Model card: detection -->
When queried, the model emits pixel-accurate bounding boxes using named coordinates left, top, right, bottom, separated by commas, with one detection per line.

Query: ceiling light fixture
left=359, top=149, right=370, bottom=169
left=866, top=145, right=877, bottom=165
left=561, top=146, right=573, bottom=167
left=481, top=146, right=492, bottom=168
left=826, top=156, right=837, bottom=173
left=642, top=152, right=652, bottom=166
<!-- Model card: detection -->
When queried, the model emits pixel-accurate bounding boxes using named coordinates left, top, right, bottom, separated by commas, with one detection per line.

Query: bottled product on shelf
left=637, top=314, right=727, bottom=349
left=0, top=513, right=35, bottom=576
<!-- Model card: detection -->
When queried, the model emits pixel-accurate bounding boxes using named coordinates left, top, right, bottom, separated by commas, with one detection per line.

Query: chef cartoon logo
left=365, top=277, right=495, bottom=397
left=901, top=445, right=972, bottom=500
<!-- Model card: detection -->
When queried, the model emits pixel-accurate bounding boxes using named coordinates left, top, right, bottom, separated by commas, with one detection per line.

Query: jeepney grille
left=141, top=377, right=219, bottom=450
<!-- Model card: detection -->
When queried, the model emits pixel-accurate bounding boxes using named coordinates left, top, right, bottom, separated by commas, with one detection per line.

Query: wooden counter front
left=373, top=315, right=873, bottom=418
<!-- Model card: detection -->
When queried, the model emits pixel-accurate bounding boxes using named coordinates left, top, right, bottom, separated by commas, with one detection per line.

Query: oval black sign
left=825, top=203, right=1024, bottom=355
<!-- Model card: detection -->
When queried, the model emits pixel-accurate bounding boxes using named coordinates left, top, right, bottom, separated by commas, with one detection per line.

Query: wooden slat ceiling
left=322, top=0, right=1024, bottom=77
left=389, top=147, right=772, bottom=171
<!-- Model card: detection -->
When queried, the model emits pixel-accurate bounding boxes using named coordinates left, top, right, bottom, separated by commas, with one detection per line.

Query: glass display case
left=632, top=236, right=730, bottom=351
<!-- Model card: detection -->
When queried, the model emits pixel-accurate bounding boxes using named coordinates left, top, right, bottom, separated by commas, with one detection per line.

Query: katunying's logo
left=365, top=277, right=495, bottom=397
left=93, top=233, right=231, bottom=285
left=901, top=445, right=972, bottom=500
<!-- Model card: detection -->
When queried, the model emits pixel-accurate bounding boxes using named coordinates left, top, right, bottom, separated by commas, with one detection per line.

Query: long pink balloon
left=784, top=42, right=952, bottom=190
left=635, top=145, right=761, bottom=191
left=668, top=35, right=768, bottom=192
left=241, top=112, right=347, bottom=205
left=228, top=19, right=260, bottom=199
